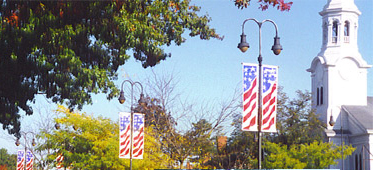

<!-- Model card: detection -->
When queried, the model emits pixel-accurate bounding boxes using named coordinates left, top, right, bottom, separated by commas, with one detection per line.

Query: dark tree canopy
left=0, top=0, right=221, bottom=137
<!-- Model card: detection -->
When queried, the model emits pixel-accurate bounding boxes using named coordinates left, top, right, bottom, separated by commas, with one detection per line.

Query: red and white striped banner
left=242, top=63, right=278, bottom=132
left=17, top=150, right=25, bottom=170
left=119, top=112, right=131, bottom=159
left=25, top=150, right=33, bottom=170
left=132, top=113, right=144, bottom=159
left=56, top=153, right=64, bottom=169
left=261, top=65, right=278, bottom=132
left=242, top=63, right=259, bottom=131
left=119, top=112, right=145, bottom=159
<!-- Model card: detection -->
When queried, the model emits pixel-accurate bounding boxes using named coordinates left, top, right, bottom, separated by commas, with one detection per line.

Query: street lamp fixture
left=238, top=20, right=282, bottom=56
left=272, top=36, right=283, bottom=55
left=329, top=115, right=336, bottom=126
left=54, top=122, right=77, bottom=130
left=118, top=80, right=144, bottom=170
left=118, top=91, right=126, bottom=104
left=238, top=34, right=250, bottom=52
left=238, top=18, right=282, bottom=170
left=55, top=123, right=61, bottom=130
left=15, top=133, right=36, bottom=147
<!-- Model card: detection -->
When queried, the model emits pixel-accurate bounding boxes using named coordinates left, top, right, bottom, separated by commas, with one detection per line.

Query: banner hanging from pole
left=261, top=65, right=278, bottom=133
left=17, top=150, right=25, bottom=170
left=119, top=112, right=145, bottom=159
left=132, top=113, right=144, bottom=159
left=26, top=150, right=33, bottom=170
left=242, top=63, right=278, bottom=133
left=56, top=153, right=64, bottom=169
left=242, top=63, right=259, bottom=131
left=119, top=112, right=131, bottom=159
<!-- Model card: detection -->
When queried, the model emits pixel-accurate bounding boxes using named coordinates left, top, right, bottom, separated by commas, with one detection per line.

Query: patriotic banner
left=17, top=150, right=25, bottom=170
left=132, top=113, right=144, bottom=159
left=242, top=63, right=278, bottom=132
left=261, top=65, right=278, bottom=133
left=242, top=63, right=259, bottom=131
left=56, top=154, right=64, bottom=169
left=119, top=112, right=131, bottom=159
left=26, top=150, right=33, bottom=170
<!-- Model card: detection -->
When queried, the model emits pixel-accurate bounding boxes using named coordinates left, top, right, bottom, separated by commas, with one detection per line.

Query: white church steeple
left=307, top=0, right=371, bottom=128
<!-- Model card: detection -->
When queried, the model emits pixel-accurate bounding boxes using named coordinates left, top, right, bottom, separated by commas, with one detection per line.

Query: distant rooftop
left=343, top=97, right=373, bottom=130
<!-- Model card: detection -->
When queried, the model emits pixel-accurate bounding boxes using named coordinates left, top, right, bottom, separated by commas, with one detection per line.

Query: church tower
left=307, top=0, right=371, bottom=130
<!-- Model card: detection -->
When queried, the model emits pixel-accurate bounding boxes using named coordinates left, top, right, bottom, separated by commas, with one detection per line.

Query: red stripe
left=243, top=116, right=256, bottom=130
left=121, top=139, right=130, bottom=150
left=133, top=127, right=144, bottom=140
left=133, top=141, right=144, bottom=154
left=263, top=117, right=275, bottom=130
left=263, top=83, right=276, bottom=104
left=262, top=105, right=276, bottom=125
left=133, top=136, right=144, bottom=147
left=243, top=78, right=257, bottom=101
left=133, top=148, right=143, bottom=158
left=120, top=139, right=130, bottom=155
left=26, top=160, right=33, bottom=167
left=243, top=91, right=257, bottom=111
left=122, top=134, right=130, bottom=144
left=243, top=101, right=256, bottom=123
left=17, top=158, right=24, bottom=168
left=263, top=96, right=276, bottom=117
left=120, top=125, right=130, bottom=138
left=120, top=148, right=130, bottom=157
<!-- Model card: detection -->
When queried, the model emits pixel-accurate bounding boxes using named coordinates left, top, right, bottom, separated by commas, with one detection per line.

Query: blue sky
left=1, top=0, right=372, bottom=154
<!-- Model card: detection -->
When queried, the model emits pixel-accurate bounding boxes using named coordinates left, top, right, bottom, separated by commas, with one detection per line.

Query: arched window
left=332, top=21, right=338, bottom=43
left=344, top=21, right=350, bottom=43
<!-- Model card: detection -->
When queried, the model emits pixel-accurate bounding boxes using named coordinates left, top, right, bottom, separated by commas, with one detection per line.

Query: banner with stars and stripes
left=242, top=63, right=278, bottom=132
left=25, top=150, right=33, bottom=170
left=261, top=65, right=278, bottom=133
left=119, top=112, right=145, bottom=159
left=56, top=153, right=64, bottom=169
left=132, top=113, right=144, bottom=159
left=242, top=63, right=259, bottom=131
left=119, top=112, right=131, bottom=159
left=17, top=150, right=25, bottom=170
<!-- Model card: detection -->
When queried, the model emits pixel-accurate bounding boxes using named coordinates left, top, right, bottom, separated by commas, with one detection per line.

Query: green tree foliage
left=206, top=88, right=355, bottom=169
left=263, top=141, right=355, bottom=169
left=0, top=0, right=221, bottom=137
left=185, top=119, right=215, bottom=167
left=37, top=105, right=171, bottom=169
left=270, top=89, right=325, bottom=146
left=0, top=148, right=16, bottom=170
left=207, top=113, right=258, bottom=169
left=135, top=97, right=215, bottom=169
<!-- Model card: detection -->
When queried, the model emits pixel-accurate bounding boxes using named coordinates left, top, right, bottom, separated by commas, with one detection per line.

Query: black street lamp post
left=118, top=80, right=144, bottom=170
left=238, top=18, right=282, bottom=169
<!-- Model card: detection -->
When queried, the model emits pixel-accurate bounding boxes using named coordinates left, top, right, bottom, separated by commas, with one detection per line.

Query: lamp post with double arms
left=15, top=132, right=36, bottom=170
left=118, top=80, right=145, bottom=170
left=238, top=18, right=282, bottom=169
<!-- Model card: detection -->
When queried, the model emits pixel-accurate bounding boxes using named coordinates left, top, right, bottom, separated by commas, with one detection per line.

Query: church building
left=307, top=0, right=373, bottom=169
